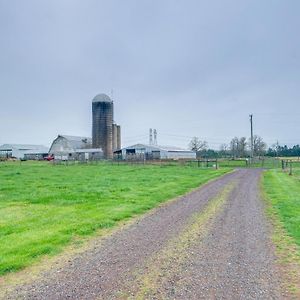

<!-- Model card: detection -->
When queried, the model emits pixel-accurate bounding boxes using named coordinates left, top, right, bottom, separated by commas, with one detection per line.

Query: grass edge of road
left=0, top=169, right=234, bottom=299
left=260, top=172, right=300, bottom=298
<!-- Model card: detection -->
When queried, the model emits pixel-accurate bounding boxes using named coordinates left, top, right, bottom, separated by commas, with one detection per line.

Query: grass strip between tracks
left=121, top=181, right=237, bottom=299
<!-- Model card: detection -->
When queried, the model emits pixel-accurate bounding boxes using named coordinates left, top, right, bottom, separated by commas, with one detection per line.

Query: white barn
left=49, top=135, right=103, bottom=160
left=114, top=144, right=196, bottom=160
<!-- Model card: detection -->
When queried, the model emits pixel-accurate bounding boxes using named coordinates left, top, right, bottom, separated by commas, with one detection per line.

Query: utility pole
left=250, top=114, right=254, bottom=163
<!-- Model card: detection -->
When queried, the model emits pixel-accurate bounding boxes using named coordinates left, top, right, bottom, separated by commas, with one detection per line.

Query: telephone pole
left=250, top=114, right=254, bottom=162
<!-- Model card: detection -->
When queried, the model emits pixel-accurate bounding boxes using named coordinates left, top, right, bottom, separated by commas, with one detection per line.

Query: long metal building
left=0, top=144, right=48, bottom=160
left=114, top=144, right=196, bottom=160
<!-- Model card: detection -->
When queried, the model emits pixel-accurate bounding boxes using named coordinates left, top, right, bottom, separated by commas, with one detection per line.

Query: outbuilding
left=114, top=143, right=196, bottom=160
left=49, top=135, right=103, bottom=160
left=0, top=144, right=48, bottom=160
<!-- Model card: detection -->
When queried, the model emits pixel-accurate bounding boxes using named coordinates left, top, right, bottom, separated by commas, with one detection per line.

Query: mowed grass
left=263, top=168, right=300, bottom=249
left=0, top=161, right=229, bottom=275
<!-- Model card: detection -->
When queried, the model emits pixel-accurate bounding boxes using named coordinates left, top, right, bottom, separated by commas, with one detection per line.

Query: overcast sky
left=0, top=0, right=299, bottom=149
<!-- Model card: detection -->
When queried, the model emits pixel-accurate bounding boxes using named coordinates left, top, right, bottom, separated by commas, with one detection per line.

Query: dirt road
left=3, top=169, right=283, bottom=299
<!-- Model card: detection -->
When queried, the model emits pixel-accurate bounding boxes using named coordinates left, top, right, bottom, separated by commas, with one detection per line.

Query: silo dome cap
left=92, top=93, right=112, bottom=103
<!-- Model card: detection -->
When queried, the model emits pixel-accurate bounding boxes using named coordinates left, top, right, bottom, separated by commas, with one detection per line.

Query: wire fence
left=2, top=157, right=300, bottom=175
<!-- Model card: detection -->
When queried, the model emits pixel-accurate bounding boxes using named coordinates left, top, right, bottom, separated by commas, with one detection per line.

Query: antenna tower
left=153, top=129, right=157, bottom=145
left=149, top=128, right=153, bottom=145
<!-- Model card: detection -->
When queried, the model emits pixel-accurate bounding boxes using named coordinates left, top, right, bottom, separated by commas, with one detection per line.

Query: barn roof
left=58, top=135, right=92, bottom=149
left=120, top=143, right=194, bottom=153
left=0, top=144, right=48, bottom=152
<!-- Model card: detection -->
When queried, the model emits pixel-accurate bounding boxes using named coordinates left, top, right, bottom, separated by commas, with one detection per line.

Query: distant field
left=187, top=158, right=281, bottom=169
left=263, top=168, right=300, bottom=249
left=218, top=157, right=281, bottom=169
left=0, top=161, right=229, bottom=276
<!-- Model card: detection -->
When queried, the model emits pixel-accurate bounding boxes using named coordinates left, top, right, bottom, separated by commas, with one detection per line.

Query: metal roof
left=0, top=144, right=48, bottom=152
left=23, top=149, right=49, bottom=155
left=75, top=148, right=103, bottom=153
left=121, top=143, right=194, bottom=153
left=58, top=135, right=92, bottom=149
left=158, top=145, right=191, bottom=152
left=92, top=93, right=112, bottom=103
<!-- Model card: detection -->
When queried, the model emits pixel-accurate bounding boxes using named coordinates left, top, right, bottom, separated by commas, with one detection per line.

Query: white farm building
left=49, top=135, right=103, bottom=160
left=0, top=144, right=48, bottom=160
left=114, top=144, right=196, bottom=160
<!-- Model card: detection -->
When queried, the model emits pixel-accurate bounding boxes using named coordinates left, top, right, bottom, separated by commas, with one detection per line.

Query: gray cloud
left=0, top=0, right=299, bottom=149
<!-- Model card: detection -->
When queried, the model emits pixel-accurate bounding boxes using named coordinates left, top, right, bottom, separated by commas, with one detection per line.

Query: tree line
left=266, top=143, right=300, bottom=157
left=189, top=136, right=299, bottom=158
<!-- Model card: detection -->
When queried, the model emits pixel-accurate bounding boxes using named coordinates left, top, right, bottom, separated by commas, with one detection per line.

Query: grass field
left=219, top=157, right=282, bottom=169
left=263, top=168, right=300, bottom=249
left=187, top=157, right=283, bottom=169
left=0, top=161, right=229, bottom=276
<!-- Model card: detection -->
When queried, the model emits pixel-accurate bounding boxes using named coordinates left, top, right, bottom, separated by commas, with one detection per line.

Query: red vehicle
left=45, top=154, right=54, bottom=161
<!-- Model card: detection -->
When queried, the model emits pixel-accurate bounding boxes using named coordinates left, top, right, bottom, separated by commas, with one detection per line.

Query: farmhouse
left=114, top=143, right=196, bottom=160
left=0, top=144, right=48, bottom=160
left=49, top=135, right=103, bottom=160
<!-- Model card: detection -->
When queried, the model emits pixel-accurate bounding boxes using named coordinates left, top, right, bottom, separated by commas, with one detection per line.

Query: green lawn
left=0, top=161, right=229, bottom=275
left=263, top=168, right=300, bottom=248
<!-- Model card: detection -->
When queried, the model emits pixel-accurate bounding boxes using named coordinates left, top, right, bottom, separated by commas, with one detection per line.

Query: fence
left=281, top=159, right=300, bottom=175
left=6, top=156, right=300, bottom=171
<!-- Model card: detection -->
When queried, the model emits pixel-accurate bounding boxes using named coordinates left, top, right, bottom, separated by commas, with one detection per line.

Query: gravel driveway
left=2, top=169, right=284, bottom=299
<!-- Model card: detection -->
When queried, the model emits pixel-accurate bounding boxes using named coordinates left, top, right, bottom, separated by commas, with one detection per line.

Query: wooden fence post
left=289, top=161, right=293, bottom=176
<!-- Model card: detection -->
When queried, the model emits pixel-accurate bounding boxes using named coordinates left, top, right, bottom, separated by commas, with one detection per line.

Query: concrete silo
left=112, top=124, right=118, bottom=151
left=117, top=125, right=121, bottom=150
left=92, top=94, right=113, bottom=159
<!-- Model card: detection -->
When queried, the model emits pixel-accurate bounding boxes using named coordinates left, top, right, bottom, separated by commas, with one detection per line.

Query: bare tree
left=270, top=140, right=280, bottom=157
left=249, top=135, right=267, bottom=157
left=229, top=137, right=247, bottom=158
left=189, top=137, right=208, bottom=159
left=238, top=137, right=247, bottom=157
left=219, top=143, right=229, bottom=157
left=189, top=137, right=208, bottom=152
left=229, top=137, right=239, bottom=158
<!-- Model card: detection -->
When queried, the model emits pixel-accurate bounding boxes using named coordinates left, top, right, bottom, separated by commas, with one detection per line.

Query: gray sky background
left=0, top=0, right=299, bottom=149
